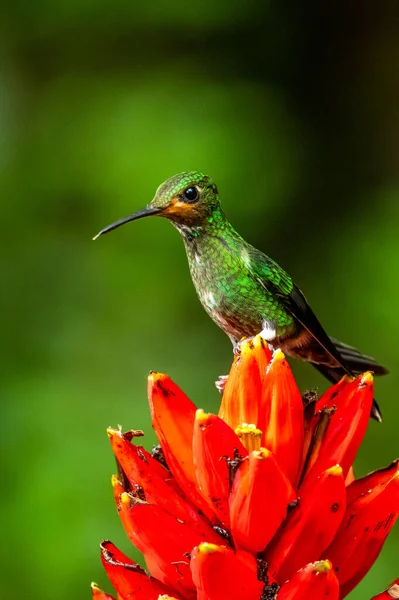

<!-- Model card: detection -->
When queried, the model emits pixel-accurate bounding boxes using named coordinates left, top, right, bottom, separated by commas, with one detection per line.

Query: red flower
left=93, top=335, right=399, bottom=600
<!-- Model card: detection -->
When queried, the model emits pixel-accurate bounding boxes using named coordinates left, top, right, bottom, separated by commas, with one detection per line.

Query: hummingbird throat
left=173, top=223, right=203, bottom=242
left=172, top=207, right=228, bottom=243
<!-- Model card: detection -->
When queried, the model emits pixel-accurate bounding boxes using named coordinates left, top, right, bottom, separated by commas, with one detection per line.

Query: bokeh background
left=1, top=1, right=399, bottom=598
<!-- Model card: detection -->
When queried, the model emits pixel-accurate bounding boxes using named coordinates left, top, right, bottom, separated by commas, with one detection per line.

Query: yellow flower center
left=235, top=423, right=262, bottom=452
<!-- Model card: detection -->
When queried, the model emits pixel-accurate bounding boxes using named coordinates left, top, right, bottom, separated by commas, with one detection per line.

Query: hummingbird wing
left=281, top=285, right=351, bottom=373
left=248, top=250, right=350, bottom=373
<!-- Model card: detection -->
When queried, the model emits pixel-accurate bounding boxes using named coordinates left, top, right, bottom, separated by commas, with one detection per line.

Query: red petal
left=371, top=578, right=399, bottom=599
left=316, top=375, right=355, bottom=412
left=278, top=560, right=339, bottom=599
left=265, top=465, right=346, bottom=583
left=108, top=428, right=170, bottom=485
left=301, top=406, right=335, bottom=479
left=302, top=373, right=374, bottom=485
left=325, top=471, right=399, bottom=597
left=259, top=350, right=304, bottom=485
left=117, top=493, right=222, bottom=596
left=192, top=410, right=247, bottom=526
left=108, top=428, right=212, bottom=536
left=229, top=448, right=296, bottom=554
left=148, top=372, right=214, bottom=521
left=100, top=541, right=172, bottom=600
left=219, top=335, right=272, bottom=430
left=91, top=582, right=116, bottom=600
left=346, top=460, right=399, bottom=506
left=190, top=543, right=264, bottom=600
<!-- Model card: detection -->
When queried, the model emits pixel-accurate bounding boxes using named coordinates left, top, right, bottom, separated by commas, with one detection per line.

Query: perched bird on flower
left=94, top=171, right=387, bottom=419
left=92, top=335, right=399, bottom=600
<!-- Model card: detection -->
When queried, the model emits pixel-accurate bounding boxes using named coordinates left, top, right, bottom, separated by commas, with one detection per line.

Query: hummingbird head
left=150, top=171, right=221, bottom=225
left=93, top=171, right=222, bottom=239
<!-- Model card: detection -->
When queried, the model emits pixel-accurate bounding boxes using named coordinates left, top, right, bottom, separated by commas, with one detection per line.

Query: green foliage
left=1, top=3, right=398, bottom=599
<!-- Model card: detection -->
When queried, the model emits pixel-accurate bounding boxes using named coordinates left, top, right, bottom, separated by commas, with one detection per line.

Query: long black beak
left=93, top=206, right=161, bottom=240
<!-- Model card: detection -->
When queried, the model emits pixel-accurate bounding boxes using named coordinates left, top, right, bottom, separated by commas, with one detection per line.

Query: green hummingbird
left=94, top=171, right=387, bottom=420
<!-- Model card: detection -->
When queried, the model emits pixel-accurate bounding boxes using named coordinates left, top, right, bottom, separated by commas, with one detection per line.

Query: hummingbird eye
left=183, top=186, right=199, bottom=203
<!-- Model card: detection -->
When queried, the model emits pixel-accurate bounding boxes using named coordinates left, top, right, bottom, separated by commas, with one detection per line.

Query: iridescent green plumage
left=94, top=171, right=388, bottom=420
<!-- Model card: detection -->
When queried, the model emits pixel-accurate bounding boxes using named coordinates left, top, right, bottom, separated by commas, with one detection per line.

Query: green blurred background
left=1, top=1, right=398, bottom=598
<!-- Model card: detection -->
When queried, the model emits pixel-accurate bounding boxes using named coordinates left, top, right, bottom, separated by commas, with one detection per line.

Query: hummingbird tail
left=330, top=337, right=389, bottom=376
left=312, top=362, right=383, bottom=422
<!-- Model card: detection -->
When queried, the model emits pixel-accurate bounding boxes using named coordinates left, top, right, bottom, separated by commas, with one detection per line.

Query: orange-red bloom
left=93, top=335, right=398, bottom=600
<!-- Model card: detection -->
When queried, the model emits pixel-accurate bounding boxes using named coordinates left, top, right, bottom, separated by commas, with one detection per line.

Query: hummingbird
left=94, top=171, right=387, bottom=420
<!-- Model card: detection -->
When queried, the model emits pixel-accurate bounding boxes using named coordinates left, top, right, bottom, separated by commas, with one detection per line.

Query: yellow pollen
left=195, top=408, right=210, bottom=422
left=325, top=464, right=343, bottom=477
left=106, top=427, right=117, bottom=438
left=257, top=447, right=272, bottom=460
left=235, top=423, right=262, bottom=452
left=313, top=560, right=332, bottom=574
left=121, top=492, right=131, bottom=506
left=266, top=348, right=286, bottom=373
left=91, top=582, right=101, bottom=590
left=239, top=338, right=255, bottom=356
left=111, top=474, right=120, bottom=488
left=360, top=371, right=374, bottom=385
left=273, top=348, right=285, bottom=360
left=198, top=542, right=221, bottom=554
left=148, top=371, right=167, bottom=385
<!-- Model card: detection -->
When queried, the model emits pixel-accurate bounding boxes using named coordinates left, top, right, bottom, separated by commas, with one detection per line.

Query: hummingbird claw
left=215, top=375, right=228, bottom=394
left=233, top=336, right=256, bottom=355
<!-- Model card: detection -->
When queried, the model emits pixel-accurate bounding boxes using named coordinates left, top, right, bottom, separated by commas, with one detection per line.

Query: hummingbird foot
left=233, top=337, right=253, bottom=355
left=215, top=375, right=228, bottom=394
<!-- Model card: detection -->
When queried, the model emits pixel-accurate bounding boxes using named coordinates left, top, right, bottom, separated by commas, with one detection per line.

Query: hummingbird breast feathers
left=183, top=231, right=297, bottom=343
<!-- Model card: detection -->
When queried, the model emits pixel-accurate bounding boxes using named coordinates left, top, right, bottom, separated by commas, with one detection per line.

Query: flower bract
left=93, top=335, right=399, bottom=599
